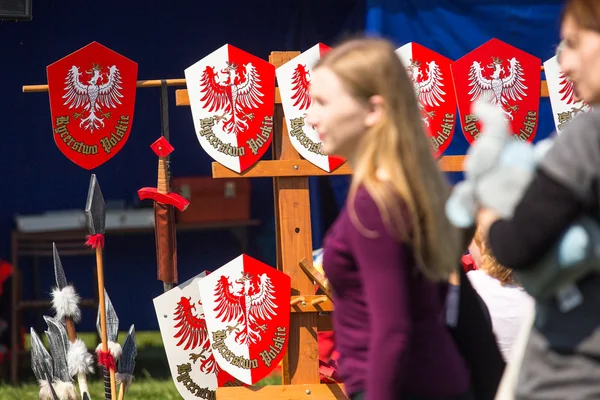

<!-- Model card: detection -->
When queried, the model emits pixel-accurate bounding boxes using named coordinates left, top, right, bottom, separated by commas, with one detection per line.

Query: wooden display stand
left=175, top=52, right=553, bottom=399
left=20, top=49, right=552, bottom=396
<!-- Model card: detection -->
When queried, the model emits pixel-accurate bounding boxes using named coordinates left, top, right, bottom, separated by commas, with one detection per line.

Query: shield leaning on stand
left=153, top=271, right=243, bottom=400
left=198, top=254, right=291, bottom=385
left=185, top=44, right=276, bottom=173
left=396, top=42, right=457, bottom=159
left=46, top=41, right=138, bottom=170
left=451, top=38, right=541, bottom=144
left=276, top=43, right=346, bottom=172
left=543, top=54, right=591, bottom=134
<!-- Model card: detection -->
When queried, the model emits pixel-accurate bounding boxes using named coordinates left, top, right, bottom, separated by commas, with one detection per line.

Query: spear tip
left=52, top=243, right=68, bottom=290
left=85, top=174, right=106, bottom=235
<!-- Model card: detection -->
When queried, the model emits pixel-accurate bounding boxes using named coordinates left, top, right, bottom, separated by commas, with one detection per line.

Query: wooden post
left=270, top=51, right=320, bottom=386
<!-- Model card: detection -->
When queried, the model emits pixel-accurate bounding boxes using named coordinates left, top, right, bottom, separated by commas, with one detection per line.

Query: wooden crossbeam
left=209, top=156, right=466, bottom=176
left=216, top=383, right=347, bottom=399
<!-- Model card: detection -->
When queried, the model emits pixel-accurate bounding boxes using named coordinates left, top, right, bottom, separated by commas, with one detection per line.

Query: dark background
left=0, top=0, right=565, bottom=333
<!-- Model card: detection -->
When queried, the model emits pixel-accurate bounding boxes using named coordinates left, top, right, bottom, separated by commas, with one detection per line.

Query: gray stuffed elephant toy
left=445, top=101, right=600, bottom=311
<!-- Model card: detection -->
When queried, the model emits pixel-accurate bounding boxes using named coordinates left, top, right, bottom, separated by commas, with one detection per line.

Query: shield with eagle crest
left=395, top=42, right=457, bottom=159
left=276, top=43, right=346, bottom=172
left=197, top=254, right=291, bottom=385
left=153, top=271, right=245, bottom=399
left=451, top=38, right=541, bottom=144
left=46, top=41, right=138, bottom=170
left=544, top=54, right=592, bottom=134
left=185, top=44, right=276, bottom=173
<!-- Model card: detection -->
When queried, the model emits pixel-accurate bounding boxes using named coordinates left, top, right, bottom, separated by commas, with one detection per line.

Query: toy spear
left=44, top=315, right=78, bottom=399
left=116, top=324, right=137, bottom=400
left=138, top=82, right=189, bottom=292
left=85, top=174, right=117, bottom=400
left=30, top=327, right=58, bottom=400
left=96, top=288, right=121, bottom=400
left=51, top=243, right=94, bottom=398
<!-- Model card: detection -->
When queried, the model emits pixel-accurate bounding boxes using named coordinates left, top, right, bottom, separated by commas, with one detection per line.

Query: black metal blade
left=96, top=288, right=119, bottom=343
left=43, top=316, right=71, bottom=383
left=118, top=324, right=137, bottom=375
left=30, top=327, right=53, bottom=383
left=85, top=174, right=106, bottom=235
left=53, top=243, right=68, bottom=290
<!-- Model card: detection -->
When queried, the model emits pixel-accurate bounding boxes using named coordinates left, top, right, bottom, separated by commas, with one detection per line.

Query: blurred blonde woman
left=466, top=229, right=533, bottom=362
left=307, top=37, right=472, bottom=400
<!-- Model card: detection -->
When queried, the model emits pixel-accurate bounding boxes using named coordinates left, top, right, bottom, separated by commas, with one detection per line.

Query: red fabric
left=315, top=282, right=342, bottom=383
left=0, top=260, right=12, bottom=297
left=96, top=350, right=115, bottom=370
left=318, top=330, right=342, bottom=383
left=461, top=254, right=477, bottom=273
left=85, top=234, right=105, bottom=249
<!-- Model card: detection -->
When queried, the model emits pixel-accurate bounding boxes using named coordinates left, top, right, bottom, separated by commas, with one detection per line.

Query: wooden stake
left=118, top=382, right=126, bottom=400
left=96, top=246, right=117, bottom=400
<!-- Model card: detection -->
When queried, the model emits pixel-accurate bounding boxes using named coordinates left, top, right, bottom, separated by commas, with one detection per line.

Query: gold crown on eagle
left=86, top=63, right=102, bottom=74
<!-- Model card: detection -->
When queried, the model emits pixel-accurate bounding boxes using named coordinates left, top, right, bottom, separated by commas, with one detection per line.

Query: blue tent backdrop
left=0, top=0, right=566, bottom=332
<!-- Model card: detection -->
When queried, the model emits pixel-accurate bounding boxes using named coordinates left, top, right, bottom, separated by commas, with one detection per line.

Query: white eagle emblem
left=63, top=63, right=124, bottom=133
left=406, top=59, right=446, bottom=127
left=199, top=62, right=264, bottom=135
left=213, top=272, right=278, bottom=346
left=468, top=56, right=528, bottom=121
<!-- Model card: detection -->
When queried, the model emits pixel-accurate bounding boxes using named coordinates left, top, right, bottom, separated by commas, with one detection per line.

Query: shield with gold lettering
left=198, top=254, right=291, bottom=385
left=395, top=42, right=457, bottom=158
left=185, top=45, right=275, bottom=173
left=46, top=42, right=138, bottom=170
left=543, top=55, right=592, bottom=134
left=451, top=38, right=541, bottom=144
left=276, top=43, right=346, bottom=171
left=153, top=271, right=245, bottom=399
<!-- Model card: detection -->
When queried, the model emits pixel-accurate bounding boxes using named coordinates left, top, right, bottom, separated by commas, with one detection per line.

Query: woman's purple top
left=322, top=187, right=470, bottom=399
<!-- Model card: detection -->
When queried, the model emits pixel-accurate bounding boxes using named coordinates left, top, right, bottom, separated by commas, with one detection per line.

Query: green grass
left=4, top=331, right=281, bottom=398
left=0, top=378, right=182, bottom=400
left=0, top=375, right=283, bottom=399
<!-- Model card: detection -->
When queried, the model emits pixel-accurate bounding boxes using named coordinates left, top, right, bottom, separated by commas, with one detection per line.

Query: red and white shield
left=395, top=42, right=457, bottom=158
left=153, top=271, right=245, bottom=399
left=451, top=38, right=541, bottom=144
left=276, top=43, right=345, bottom=171
left=198, top=254, right=291, bottom=385
left=185, top=45, right=275, bottom=173
left=46, top=42, right=138, bottom=170
left=543, top=55, right=592, bottom=134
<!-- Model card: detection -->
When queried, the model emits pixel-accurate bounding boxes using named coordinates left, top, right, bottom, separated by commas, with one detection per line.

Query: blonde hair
left=315, top=37, right=462, bottom=281
left=473, top=227, right=516, bottom=286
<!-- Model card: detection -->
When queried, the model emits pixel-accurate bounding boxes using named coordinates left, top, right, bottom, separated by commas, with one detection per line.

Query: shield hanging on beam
left=276, top=43, right=346, bottom=172
left=451, top=38, right=541, bottom=144
left=46, top=41, right=138, bottom=170
left=198, top=254, right=291, bottom=385
left=153, top=271, right=244, bottom=399
left=396, top=42, right=457, bottom=159
left=543, top=54, right=592, bottom=134
left=185, top=44, right=275, bottom=173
